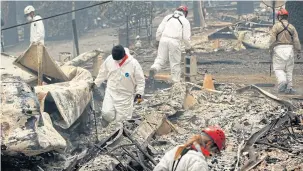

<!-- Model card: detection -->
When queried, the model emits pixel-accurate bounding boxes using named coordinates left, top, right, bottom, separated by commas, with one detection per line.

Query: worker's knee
left=101, top=109, right=116, bottom=122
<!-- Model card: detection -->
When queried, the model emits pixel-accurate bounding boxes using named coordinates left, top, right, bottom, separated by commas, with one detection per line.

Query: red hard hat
left=277, top=9, right=289, bottom=16
left=177, top=6, right=188, bottom=17
left=202, top=126, right=226, bottom=151
left=177, top=5, right=188, bottom=13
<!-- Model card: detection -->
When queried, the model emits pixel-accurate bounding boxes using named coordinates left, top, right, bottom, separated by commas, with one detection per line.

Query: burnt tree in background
left=193, top=1, right=201, bottom=27
left=286, top=1, right=303, bottom=42
left=2, top=1, right=19, bottom=45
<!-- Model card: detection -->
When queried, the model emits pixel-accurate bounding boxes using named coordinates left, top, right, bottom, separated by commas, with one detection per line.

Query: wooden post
left=198, top=0, right=206, bottom=28
left=72, top=1, right=80, bottom=56
left=37, top=44, right=44, bottom=86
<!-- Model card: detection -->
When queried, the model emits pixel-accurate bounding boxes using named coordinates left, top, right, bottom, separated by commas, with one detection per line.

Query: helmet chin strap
left=193, top=143, right=211, bottom=157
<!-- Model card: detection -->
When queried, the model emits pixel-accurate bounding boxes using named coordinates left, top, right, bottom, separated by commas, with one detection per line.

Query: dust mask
left=27, top=16, right=32, bottom=21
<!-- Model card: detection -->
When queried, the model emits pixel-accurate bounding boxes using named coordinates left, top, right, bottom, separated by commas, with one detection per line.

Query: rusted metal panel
left=13, top=44, right=68, bottom=82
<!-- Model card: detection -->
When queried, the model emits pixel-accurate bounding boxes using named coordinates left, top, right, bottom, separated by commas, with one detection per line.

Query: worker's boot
left=285, top=88, right=296, bottom=94
left=149, top=69, right=156, bottom=79
left=148, top=69, right=156, bottom=92
left=277, top=82, right=287, bottom=93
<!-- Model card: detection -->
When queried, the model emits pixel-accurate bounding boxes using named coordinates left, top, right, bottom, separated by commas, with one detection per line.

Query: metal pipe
left=109, top=143, right=136, bottom=153
left=121, top=147, right=151, bottom=171
left=123, top=128, right=157, bottom=165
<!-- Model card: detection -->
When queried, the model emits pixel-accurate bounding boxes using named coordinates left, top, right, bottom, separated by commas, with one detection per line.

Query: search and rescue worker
left=153, top=126, right=226, bottom=171
left=269, top=8, right=301, bottom=94
left=150, top=5, right=192, bottom=83
left=92, top=45, right=145, bottom=126
left=24, top=5, right=45, bottom=45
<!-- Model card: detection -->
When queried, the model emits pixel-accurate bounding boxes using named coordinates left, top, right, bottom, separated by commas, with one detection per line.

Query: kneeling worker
left=154, top=126, right=226, bottom=171
left=92, top=45, right=145, bottom=125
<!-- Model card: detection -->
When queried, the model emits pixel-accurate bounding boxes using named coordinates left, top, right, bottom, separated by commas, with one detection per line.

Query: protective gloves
left=90, top=82, right=96, bottom=90
left=134, top=94, right=143, bottom=104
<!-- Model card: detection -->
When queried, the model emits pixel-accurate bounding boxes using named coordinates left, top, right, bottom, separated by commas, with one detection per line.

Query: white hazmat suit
left=269, top=19, right=301, bottom=92
left=30, top=15, right=45, bottom=45
left=273, top=45, right=295, bottom=91
left=153, top=146, right=209, bottom=171
left=151, top=11, right=191, bottom=83
left=94, top=48, right=145, bottom=123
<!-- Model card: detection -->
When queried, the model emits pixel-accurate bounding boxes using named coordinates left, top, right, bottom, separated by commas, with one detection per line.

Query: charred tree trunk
left=3, top=1, right=19, bottom=46
left=23, top=1, right=33, bottom=41
left=286, top=1, right=303, bottom=43
left=193, top=1, right=201, bottom=27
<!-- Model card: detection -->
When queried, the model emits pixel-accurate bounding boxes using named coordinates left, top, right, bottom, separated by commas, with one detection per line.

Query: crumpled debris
left=137, top=83, right=302, bottom=170
left=1, top=76, right=66, bottom=157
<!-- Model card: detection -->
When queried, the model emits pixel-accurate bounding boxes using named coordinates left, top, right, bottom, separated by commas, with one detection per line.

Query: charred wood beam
left=242, top=112, right=294, bottom=153
left=236, top=85, right=295, bottom=111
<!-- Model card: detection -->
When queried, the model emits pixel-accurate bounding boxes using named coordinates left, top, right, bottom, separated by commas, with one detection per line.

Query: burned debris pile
left=72, top=83, right=302, bottom=170
left=136, top=83, right=302, bottom=170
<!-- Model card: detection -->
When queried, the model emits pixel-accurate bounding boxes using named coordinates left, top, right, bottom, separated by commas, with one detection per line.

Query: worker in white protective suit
left=269, top=9, right=301, bottom=94
left=24, top=5, right=45, bottom=45
left=92, top=45, right=145, bottom=126
left=153, top=126, right=226, bottom=171
left=150, top=6, right=192, bottom=83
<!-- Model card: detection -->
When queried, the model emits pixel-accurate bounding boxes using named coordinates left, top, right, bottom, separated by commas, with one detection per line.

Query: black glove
left=90, top=82, right=96, bottom=90
left=134, top=94, right=143, bottom=103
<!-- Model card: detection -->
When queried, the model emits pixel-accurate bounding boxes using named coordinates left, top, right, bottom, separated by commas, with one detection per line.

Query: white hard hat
left=24, top=5, right=35, bottom=15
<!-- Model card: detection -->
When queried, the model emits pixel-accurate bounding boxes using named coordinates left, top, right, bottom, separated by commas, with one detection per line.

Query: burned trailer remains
left=0, top=76, right=67, bottom=157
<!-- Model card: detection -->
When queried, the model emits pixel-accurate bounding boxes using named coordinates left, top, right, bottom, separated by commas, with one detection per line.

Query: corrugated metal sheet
left=13, top=44, right=68, bottom=82
left=35, top=66, right=93, bottom=129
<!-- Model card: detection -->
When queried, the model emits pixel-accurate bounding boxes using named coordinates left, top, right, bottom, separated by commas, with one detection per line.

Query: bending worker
left=24, top=5, right=45, bottom=45
left=92, top=45, right=145, bottom=126
left=269, top=8, right=301, bottom=94
left=150, top=6, right=192, bottom=83
left=154, top=126, right=226, bottom=171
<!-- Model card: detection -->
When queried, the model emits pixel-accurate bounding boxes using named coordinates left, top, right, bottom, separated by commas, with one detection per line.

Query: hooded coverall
left=151, top=10, right=191, bottom=83
left=30, top=15, right=45, bottom=45
left=269, top=19, right=301, bottom=91
left=94, top=48, right=145, bottom=123
left=153, top=146, right=209, bottom=171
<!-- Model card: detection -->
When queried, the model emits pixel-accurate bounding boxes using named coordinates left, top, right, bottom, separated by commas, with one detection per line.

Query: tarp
left=13, top=44, right=68, bottom=82
left=1, top=76, right=66, bottom=156
left=35, top=66, right=93, bottom=129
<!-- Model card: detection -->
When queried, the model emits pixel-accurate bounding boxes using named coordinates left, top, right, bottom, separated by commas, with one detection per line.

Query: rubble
left=1, top=76, right=66, bottom=156
left=2, top=2, right=303, bottom=171
left=135, top=83, right=302, bottom=170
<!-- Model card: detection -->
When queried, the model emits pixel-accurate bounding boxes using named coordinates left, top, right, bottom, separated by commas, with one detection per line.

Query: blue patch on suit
left=125, top=72, right=129, bottom=78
